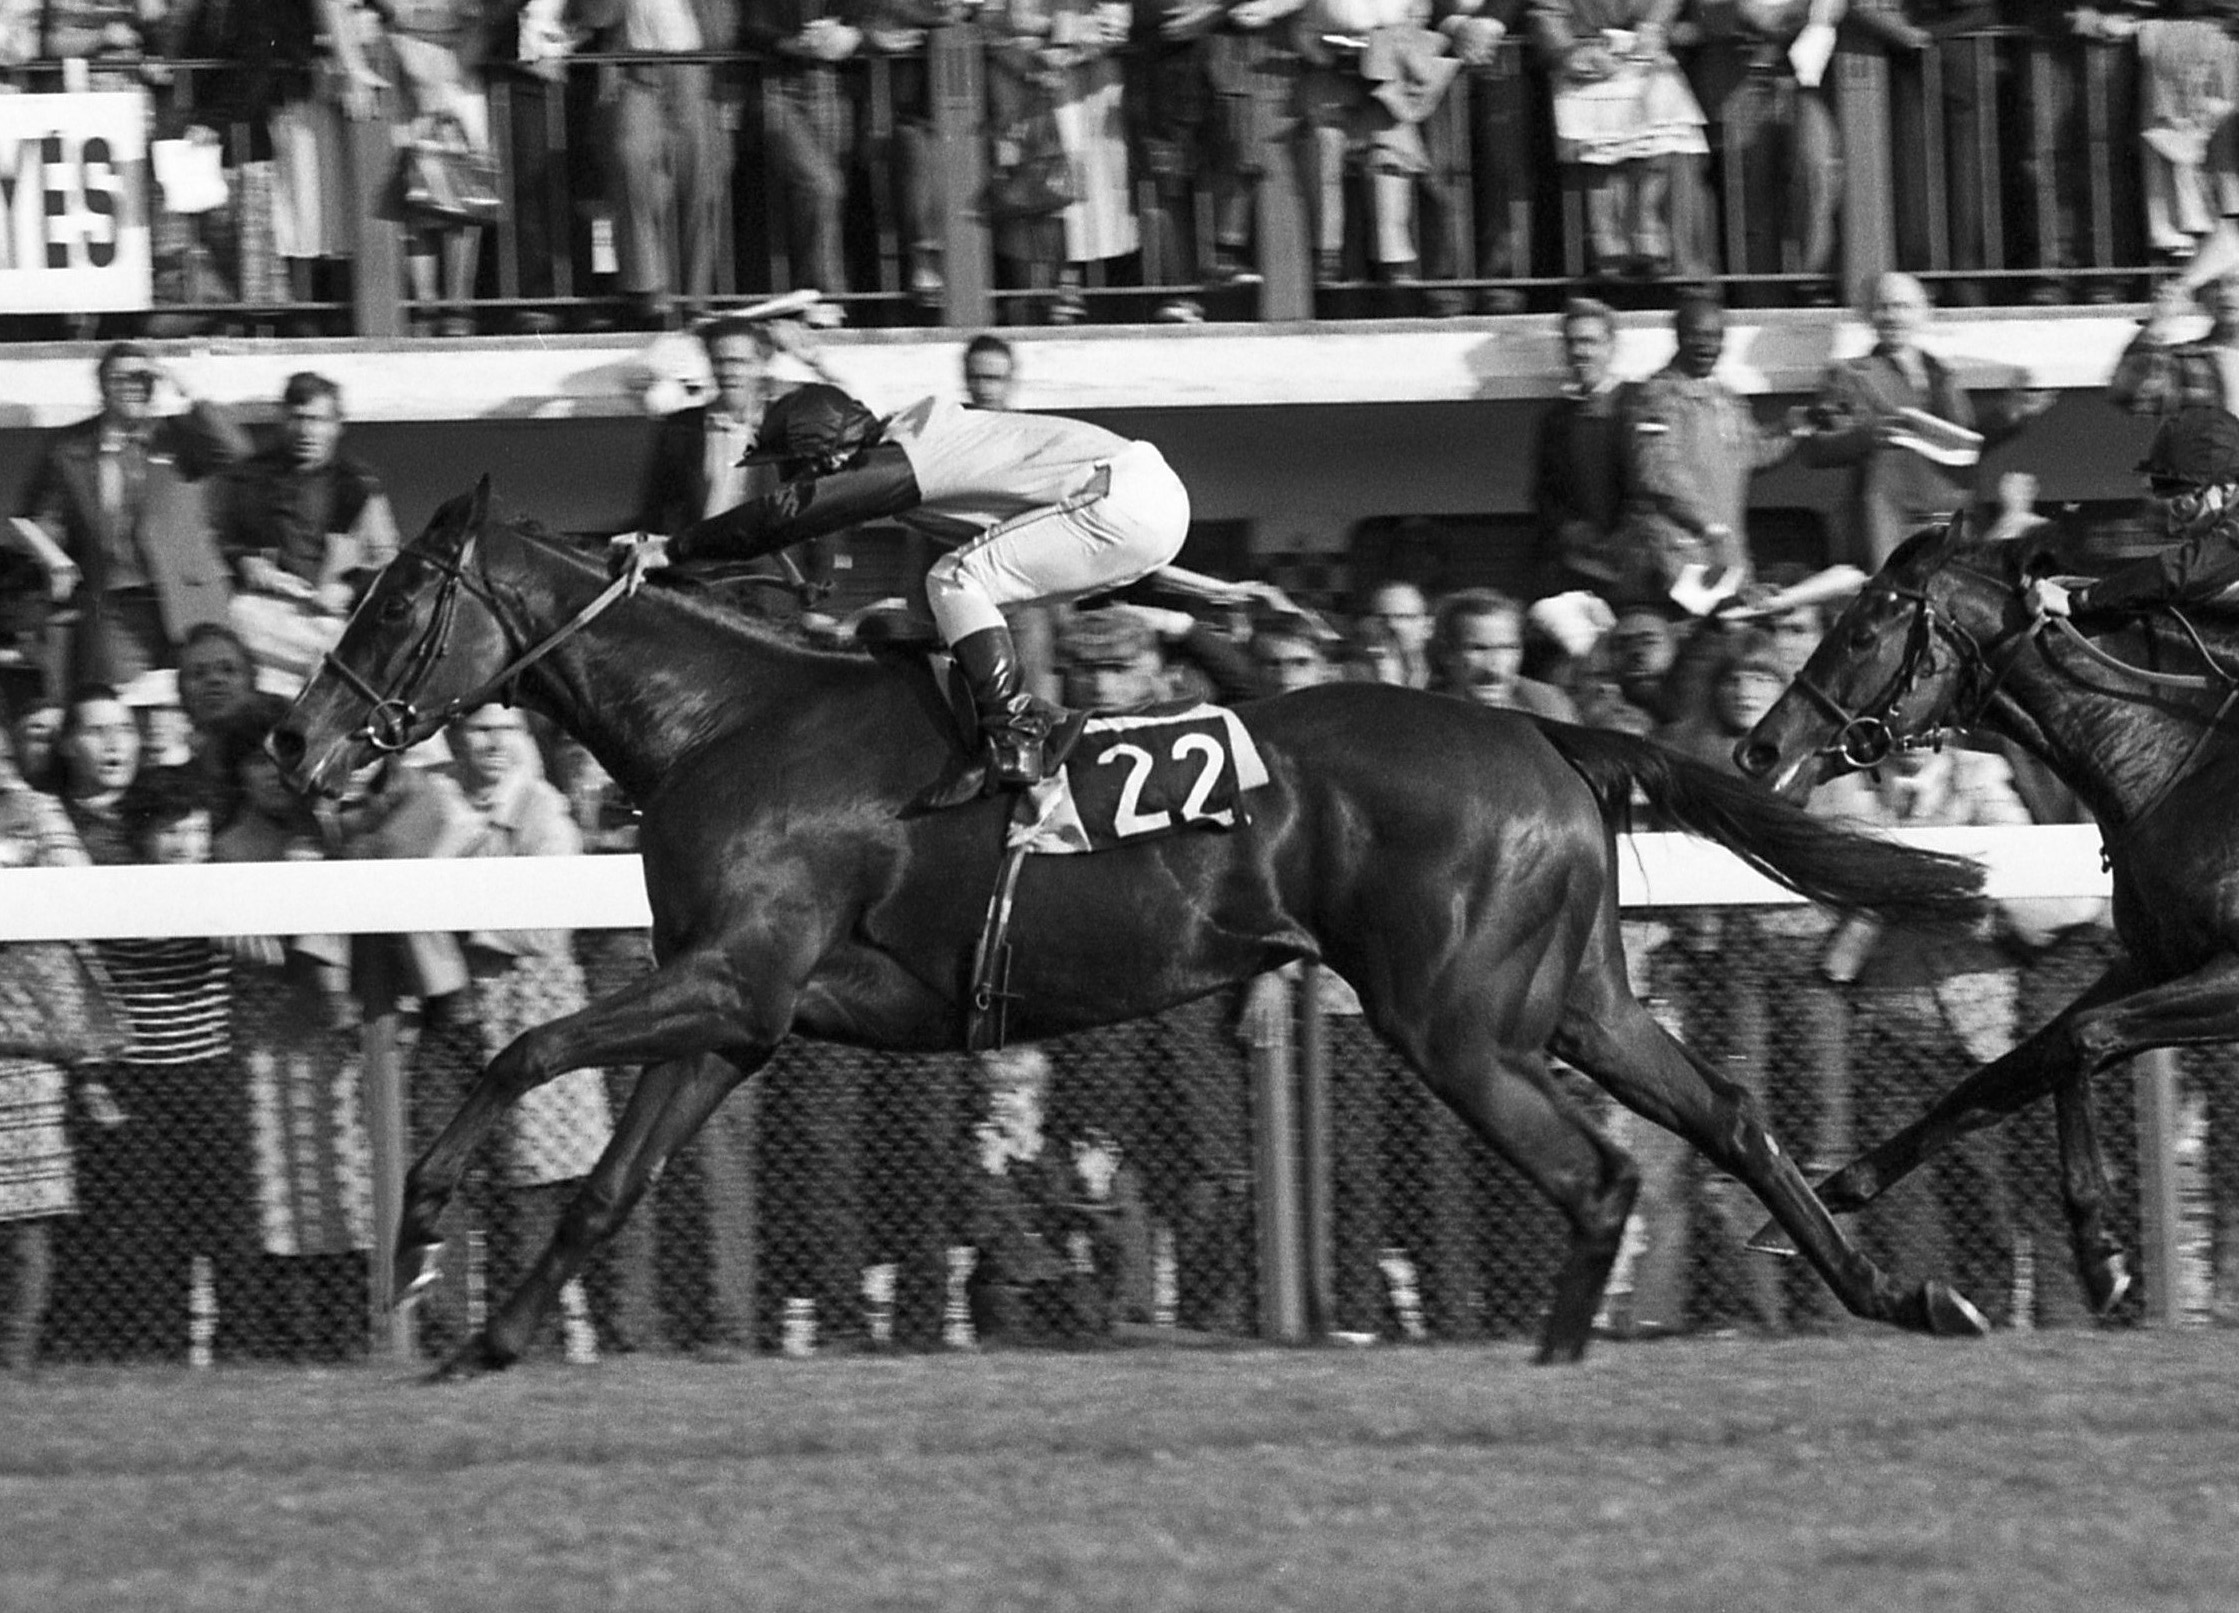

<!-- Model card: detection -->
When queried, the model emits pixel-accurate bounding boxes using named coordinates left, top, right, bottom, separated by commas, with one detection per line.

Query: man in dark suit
left=9, top=343, right=248, bottom=694
left=1799, top=271, right=2052, bottom=569
left=1531, top=296, right=1633, bottom=598
left=634, top=311, right=824, bottom=621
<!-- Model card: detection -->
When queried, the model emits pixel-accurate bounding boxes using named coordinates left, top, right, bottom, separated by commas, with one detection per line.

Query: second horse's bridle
left=1788, top=567, right=2037, bottom=771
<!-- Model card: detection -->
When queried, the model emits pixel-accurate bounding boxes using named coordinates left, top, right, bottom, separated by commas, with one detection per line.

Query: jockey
left=624, top=382, right=1259, bottom=793
left=2031, top=408, right=2239, bottom=619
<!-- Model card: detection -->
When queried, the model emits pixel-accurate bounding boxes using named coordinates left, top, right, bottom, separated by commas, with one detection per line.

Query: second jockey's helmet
left=743, top=383, right=883, bottom=475
left=2138, top=408, right=2239, bottom=539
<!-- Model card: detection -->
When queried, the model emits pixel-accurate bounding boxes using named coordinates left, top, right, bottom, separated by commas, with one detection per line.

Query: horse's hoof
left=393, top=1241, right=444, bottom=1310
left=424, top=1331, right=512, bottom=1384
left=1745, top=1218, right=1799, bottom=1258
left=2086, top=1251, right=2134, bottom=1317
left=1920, top=1282, right=1992, bottom=1338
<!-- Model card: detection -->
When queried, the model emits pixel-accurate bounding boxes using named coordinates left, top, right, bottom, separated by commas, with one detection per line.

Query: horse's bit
left=320, top=531, right=654, bottom=755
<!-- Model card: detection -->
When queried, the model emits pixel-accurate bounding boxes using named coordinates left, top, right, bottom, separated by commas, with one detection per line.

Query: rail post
left=1251, top=974, right=1308, bottom=1341
left=1298, top=964, right=1334, bottom=1338
left=2135, top=1048, right=2207, bottom=1328
left=358, top=939, right=417, bottom=1361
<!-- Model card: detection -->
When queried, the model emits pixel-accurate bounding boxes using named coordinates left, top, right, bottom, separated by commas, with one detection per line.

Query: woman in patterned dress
left=0, top=733, right=116, bottom=1371
left=211, top=699, right=373, bottom=1361
left=449, top=704, right=617, bottom=1354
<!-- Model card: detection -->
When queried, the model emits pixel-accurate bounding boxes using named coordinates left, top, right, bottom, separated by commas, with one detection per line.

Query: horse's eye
left=1849, top=624, right=1878, bottom=650
left=379, top=594, right=413, bottom=623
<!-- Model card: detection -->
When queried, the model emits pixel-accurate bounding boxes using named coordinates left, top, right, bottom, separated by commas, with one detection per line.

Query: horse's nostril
left=266, top=726, right=306, bottom=772
left=1734, top=740, right=1778, bottom=778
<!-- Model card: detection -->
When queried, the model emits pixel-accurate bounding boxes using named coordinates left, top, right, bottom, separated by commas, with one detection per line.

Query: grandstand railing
left=2, top=25, right=2160, bottom=340
left=9, top=824, right=2218, bottom=1366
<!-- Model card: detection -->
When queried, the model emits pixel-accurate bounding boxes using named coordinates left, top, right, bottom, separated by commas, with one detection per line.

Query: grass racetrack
left=6, top=1330, right=2238, bottom=1613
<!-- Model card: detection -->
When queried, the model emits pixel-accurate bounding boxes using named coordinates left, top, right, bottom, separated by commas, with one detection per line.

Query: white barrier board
left=0, top=826, right=2113, bottom=941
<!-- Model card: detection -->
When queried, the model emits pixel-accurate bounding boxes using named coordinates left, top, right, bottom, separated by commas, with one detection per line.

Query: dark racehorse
left=1736, top=516, right=2239, bottom=1314
left=270, top=482, right=1992, bottom=1374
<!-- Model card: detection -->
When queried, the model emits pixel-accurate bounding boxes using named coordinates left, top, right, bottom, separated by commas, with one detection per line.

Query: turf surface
left=5, top=1330, right=2237, bottom=1612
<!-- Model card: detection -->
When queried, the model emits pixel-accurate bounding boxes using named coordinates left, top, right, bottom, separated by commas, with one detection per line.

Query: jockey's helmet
left=743, top=383, right=884, bottom=475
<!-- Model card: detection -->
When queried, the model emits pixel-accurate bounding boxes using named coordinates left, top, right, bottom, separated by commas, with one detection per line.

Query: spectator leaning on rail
left=631, top=383, right=1266, bottom=800
left=6, top=345, right=247, bottom=693
left=2032, top=407, right=2239, bottom=621
left=1615, top=289, right=1808, bottom=610
left=1800, top=271, right=2055, bottom=571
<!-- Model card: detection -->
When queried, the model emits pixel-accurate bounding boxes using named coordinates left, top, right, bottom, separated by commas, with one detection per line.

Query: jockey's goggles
left=2148, top=478, right=2228, bottom=526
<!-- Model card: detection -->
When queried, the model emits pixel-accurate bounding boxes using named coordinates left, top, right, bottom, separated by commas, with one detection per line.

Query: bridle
left=1788, top=566, right=2037, bottom=770
left=1796, top=556, right=2239, bottom=832
left=320, top=525, right=653, bottom=755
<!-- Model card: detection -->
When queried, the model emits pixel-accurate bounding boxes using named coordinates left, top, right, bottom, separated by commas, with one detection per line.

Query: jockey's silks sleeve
left=671, top=443, right=922, bottom=562
left=2081, top=516, right=2239, bottom=615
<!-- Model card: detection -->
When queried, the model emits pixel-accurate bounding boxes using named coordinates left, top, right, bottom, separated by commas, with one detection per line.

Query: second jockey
left=2031, top=408, right=2239, bottom=619
left=631, top=382, right=1252, bottom=796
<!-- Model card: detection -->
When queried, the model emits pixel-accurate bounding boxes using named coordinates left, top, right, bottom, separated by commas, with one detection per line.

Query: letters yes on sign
left=0, top=92, right=152, bottom=314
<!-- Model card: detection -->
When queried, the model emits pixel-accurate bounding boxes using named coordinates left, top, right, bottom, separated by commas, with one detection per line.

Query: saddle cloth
left=1007, top=701, right=1270, bottom=855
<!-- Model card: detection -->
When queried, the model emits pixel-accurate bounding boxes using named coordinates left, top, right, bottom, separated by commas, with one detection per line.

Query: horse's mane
left=1902, top=516, right=2239, bottom=670
left=485, top=513, right=876, bottom=667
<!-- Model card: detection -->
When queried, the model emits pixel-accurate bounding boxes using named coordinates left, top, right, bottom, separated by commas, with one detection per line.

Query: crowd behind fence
left=3, top=833, right=2229, bottom=1373
left=0, top=13, right=2206, bottom=340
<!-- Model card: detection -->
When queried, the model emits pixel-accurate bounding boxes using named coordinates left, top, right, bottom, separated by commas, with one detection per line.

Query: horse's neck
left=511, top=577, right=821, bottom=803
left=1993, top=628, right=2231, bottom=828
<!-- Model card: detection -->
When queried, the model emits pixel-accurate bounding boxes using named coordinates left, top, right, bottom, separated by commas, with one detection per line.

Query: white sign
left=0, top=92, right=152, bottom=313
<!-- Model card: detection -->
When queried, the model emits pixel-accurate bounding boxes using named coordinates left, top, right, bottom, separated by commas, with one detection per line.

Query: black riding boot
left=949, top=625, right=1064, bottom=787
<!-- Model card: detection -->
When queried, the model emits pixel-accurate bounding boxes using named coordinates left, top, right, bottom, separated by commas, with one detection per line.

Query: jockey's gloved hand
left=2028, top=577, right=2073, bottom=618
left=606, top=531, right=671, bottom=580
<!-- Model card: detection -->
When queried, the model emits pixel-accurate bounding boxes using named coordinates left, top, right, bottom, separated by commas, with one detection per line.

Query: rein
left=322, top=529, right=656, bottom=754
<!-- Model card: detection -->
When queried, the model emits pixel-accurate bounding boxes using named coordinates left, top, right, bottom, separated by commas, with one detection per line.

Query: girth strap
left=966, top=843, right=1030, bottom=1054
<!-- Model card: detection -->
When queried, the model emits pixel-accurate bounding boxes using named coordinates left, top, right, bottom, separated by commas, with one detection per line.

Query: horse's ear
left=470, top=474, right=493, bottom=534
left=1932, top=507, right=1970, bottom=557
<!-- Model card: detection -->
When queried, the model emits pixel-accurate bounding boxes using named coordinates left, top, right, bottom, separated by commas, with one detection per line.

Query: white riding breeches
left=924, top=441, right=1191, bottom=642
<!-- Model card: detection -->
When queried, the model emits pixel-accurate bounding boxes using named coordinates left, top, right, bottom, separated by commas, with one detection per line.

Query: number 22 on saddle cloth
left=1006, top=702, right=1272, bottom=855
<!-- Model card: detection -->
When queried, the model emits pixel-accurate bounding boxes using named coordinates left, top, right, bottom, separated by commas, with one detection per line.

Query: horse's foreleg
left=1553, top=982, right=1987, bottom=1339
left=436, top=1051, right=763, bottom=1379
left=400, top=950, right=773, bottom=1307
left=1771, top=958, right=2222, bottom=1318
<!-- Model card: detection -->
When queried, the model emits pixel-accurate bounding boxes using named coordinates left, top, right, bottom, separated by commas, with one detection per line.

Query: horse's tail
left=1533, top=719, right=1987, bottom=925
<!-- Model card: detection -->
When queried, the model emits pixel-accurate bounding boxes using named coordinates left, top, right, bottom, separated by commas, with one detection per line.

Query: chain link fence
left=10, top=904, right=2236, bottom=1369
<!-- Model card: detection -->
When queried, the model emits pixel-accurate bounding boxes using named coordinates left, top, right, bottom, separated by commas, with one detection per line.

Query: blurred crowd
left=0, top=0, right=2223, bottom=335
left=18, top=249, right=2239, bottom=1367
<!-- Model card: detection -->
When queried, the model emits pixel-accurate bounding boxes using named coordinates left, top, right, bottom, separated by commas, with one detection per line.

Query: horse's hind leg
left=400, top=950, right=772, bottom=1305
left=1551, top=951, right=1989, bottom=1339
left=1399, top=1035, right=1638, bottom=1364
left=437, top=1051, right=761, bottom=1378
